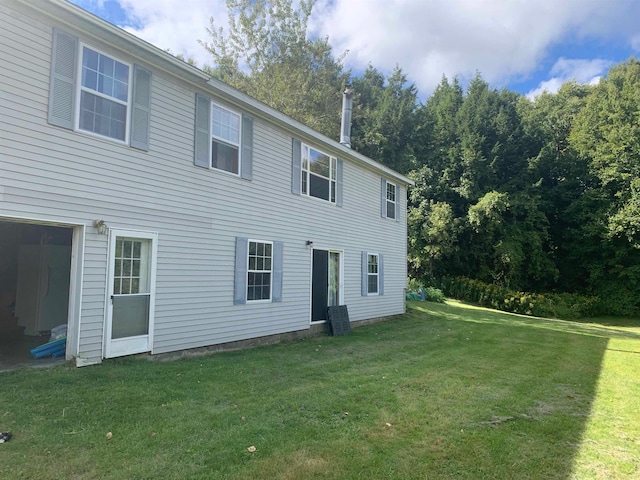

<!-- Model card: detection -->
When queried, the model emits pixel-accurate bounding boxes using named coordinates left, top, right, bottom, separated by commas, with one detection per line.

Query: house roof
left=22, top=0, right=414, bottom=186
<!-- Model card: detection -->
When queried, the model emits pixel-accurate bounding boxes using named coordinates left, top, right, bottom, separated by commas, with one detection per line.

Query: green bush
left=407, top=278, right=446, bottom=303
left=423, top=286, right=446, bottom=303
left=439, top=276, right=603, bottom=320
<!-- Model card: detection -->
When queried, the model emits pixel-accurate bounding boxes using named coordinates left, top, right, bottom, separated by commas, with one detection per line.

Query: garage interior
left=0, top=220, right=72, bottom=370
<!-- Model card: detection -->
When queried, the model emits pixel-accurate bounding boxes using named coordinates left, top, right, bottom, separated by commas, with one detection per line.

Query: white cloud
left=74, top=0, right=640, bottom=97
left=525, top=58, right=613, bottom=99
left=76, top=0, right=227, bottom=68
left=120, top=0, right=231, bottom=68
left=312, top=0, right=640, bottom=95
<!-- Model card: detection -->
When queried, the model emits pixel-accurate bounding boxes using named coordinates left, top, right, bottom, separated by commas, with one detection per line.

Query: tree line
left=202, top=0, right=640, bottom=314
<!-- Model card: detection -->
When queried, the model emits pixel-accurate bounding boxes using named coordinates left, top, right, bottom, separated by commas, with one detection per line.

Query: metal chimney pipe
left=340, top=85, right=353, bottom=148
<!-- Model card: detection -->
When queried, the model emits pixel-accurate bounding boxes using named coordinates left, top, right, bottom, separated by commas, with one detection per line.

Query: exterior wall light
left=93, top=219, right=108, bottom=235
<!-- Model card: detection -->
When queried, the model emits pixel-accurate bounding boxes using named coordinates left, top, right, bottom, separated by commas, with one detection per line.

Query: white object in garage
left=15, top=244, right=71, bottom=336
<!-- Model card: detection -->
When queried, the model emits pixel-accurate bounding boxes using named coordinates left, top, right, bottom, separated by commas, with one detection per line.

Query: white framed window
left=361, top=251, right=384, bottom=296
left=48, top=30, right=152, bottom=150
left=386, top=182, right=397, bottom=219
left=77, top=45, right=131, bottom=142
left=113, top=237, right=149, bottom=295
left=234, top=237, right=282, bottom=304
left=247, top=240, right=273, bottom=301
left=301, top=144, right=337, bottom=203
left=367, top=253, right=379, bottom=295
left=211, top=103, right=241, bottom=175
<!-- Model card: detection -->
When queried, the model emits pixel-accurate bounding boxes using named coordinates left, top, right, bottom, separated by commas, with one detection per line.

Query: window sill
left=74, top=127, right=129, bottom=147
left=298, top=193, right=337, bottom=206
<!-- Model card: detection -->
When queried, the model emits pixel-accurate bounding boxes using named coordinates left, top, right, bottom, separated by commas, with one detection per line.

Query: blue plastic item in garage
left=30, top=336, right=66, bottom=359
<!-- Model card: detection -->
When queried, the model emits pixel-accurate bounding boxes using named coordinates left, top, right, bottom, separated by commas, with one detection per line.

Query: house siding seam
left=1, top=1, right=410, bottom=364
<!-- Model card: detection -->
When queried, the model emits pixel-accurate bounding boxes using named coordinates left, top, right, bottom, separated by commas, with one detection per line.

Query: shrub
left=423, top=287, right=446, bottom=303
left=439, top=276, right=603, bottom=320
left=407, top=278, right=446, bottom=303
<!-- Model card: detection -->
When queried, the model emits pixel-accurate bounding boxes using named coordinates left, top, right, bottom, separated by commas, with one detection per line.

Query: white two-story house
left=0, top=0, right=413, bottom=366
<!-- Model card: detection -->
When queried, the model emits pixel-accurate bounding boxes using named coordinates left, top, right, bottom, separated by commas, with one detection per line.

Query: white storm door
left=105, top=230, right=157, bottom=358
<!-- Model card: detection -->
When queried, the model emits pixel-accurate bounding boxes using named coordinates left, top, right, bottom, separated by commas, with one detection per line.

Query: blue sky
left=71, top=0, right=640, bottom=100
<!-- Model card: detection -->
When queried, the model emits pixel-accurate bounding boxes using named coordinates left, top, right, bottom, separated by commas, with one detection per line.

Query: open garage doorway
left=0, top=220, right=76, bottom=370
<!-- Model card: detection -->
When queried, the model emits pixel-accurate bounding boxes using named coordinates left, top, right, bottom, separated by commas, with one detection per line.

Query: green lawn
left=2, top=301, right=639, bottom=479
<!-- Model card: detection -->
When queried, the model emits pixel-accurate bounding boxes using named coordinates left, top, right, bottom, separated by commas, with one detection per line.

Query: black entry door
left=312, top=249, right=329, bottom=322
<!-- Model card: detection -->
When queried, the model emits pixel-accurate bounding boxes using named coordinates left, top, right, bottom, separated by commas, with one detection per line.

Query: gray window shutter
left=395, top=185, right=400, bottom=221
left=234, top=237, right=248, bottom=304
left=272, top=241, right=284, bottom=302
left=194, top=93, right=211, bottom=168
left=48, top=28, right=78, bottom=129
left=361, top=251, right=368, bottom=296
left=240, top=115, right=254, bottom=180
left=130, top=65, right=152, bottom=151
left=291, top=138, right=302, bottom=194
left=336, top=158, right=344, bottom=207
left=379, top=254, right=384, bottom=296
left=381, top=178, right=387, bottom=218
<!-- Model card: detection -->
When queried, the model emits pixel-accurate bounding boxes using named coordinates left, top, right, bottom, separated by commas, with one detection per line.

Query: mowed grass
left=2, top=301, right=639, bottom=479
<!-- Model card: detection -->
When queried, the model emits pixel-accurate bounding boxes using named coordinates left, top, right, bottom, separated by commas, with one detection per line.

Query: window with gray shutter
left=48, top=28, right=78, bottom=129
left=272, top=242, right=284, bottom=302
left=361, top=251, right=368, bottom=296
left=292, top=138, right=302, bottom=194
left=379, top=254, right=384, bottom=296
left=235, top=237, right=283, bottom=304
left=381, top=179, right=397, bottom=220
left=362, top=251, right=383, bottom=296
left=240, top=115, right=253, bottom=180
left=130, top=65, right=152, bottom=150
left=49, top=29, right=152, bottom=148
left=336, top=158, right=344, bottom=207
left=234, top=237, right=249, bottom=304
left=194, top=93, right=211, bottom=168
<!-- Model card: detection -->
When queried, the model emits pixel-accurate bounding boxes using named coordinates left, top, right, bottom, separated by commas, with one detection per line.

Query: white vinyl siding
left=1, top=1, right=408, bottom=364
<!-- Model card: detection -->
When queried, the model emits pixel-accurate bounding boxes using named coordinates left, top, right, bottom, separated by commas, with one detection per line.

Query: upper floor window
left=78, top=46, right=131, bottom=142
left=381, top=178, right=399, bottom=220
left=48, top=30, right=152, bottom=150
left=302, top=144, right=337, bottom=203
left=194, top=94, right=253, bottom=179
left=386, top=182, right=397, bottom=219
left=211, top=103, right=241, bottom=174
